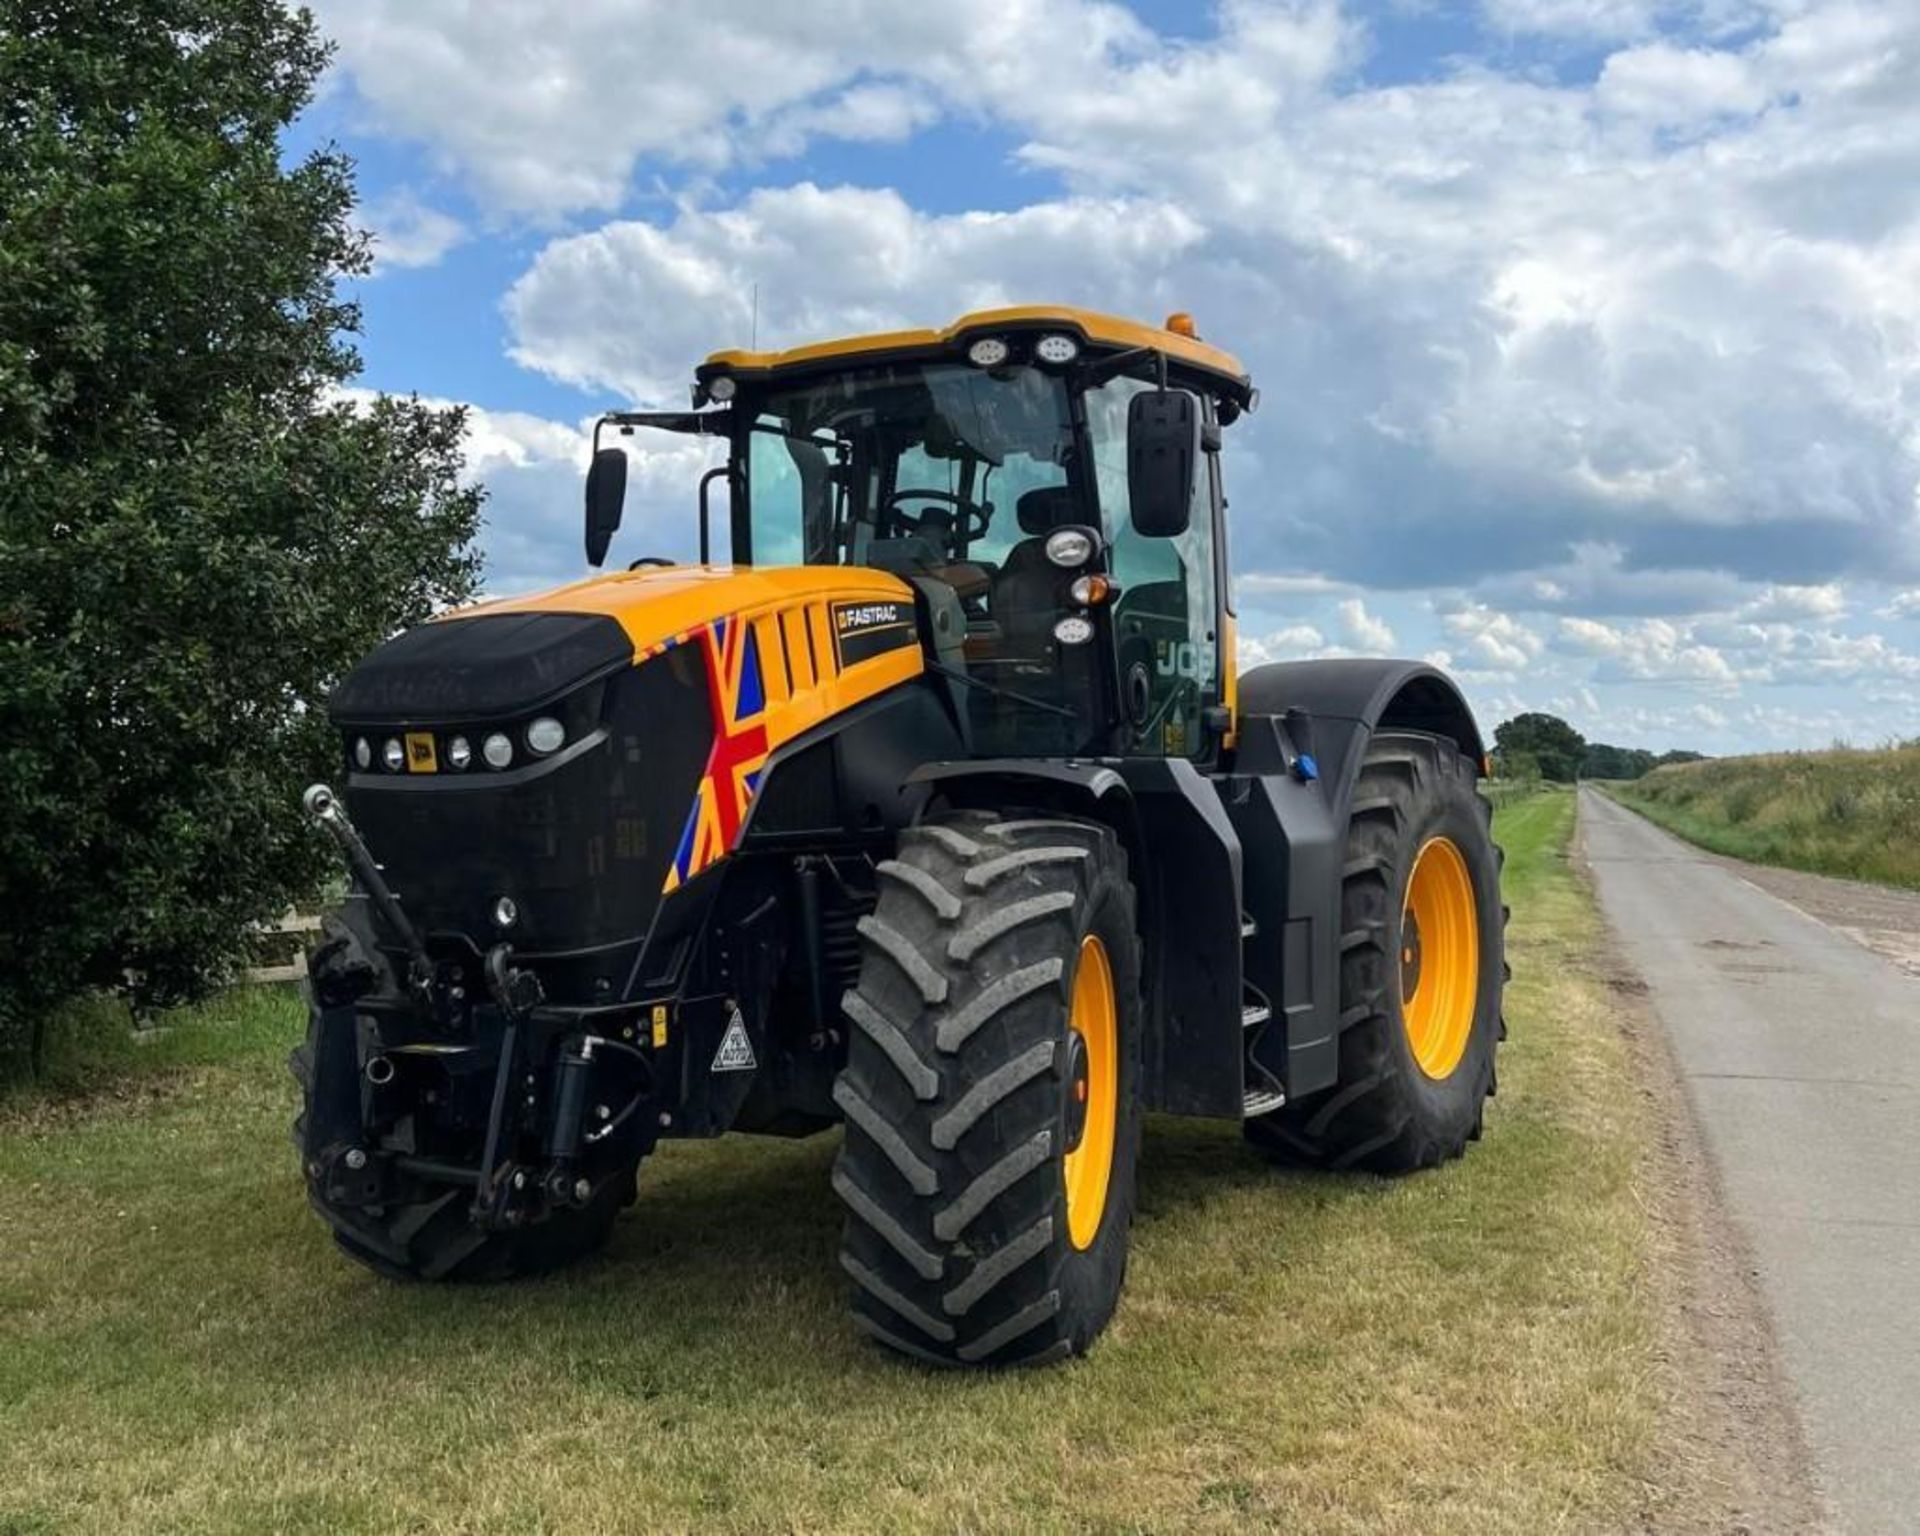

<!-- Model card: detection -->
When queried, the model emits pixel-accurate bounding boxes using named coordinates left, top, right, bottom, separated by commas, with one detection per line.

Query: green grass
left=0, top=788, right=1663, bottom=1534
left=1608, top=746, right=1920, bottom=889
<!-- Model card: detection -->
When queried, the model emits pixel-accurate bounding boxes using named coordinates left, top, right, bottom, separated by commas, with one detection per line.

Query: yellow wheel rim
left=1400, top=836, right=1480, bottom=1080
left=1062, top=934, right=1118, bottom=1251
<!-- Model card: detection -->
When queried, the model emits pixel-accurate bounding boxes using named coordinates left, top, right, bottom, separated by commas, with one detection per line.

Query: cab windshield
left=737, top=356, right=1221, bottom=761
left=741, top=361, right=1099, bottom=753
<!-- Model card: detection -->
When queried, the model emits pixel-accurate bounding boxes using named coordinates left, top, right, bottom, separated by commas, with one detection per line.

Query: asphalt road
left=1581, top=788, right=1920, bottom=1534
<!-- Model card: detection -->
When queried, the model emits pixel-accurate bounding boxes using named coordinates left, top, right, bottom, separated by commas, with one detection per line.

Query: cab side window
left=1086, top=376, right=1219, bottom=758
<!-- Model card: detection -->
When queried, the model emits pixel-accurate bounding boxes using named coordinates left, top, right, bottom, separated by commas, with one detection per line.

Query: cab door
left=1085, top=376, right=1225, bottom=761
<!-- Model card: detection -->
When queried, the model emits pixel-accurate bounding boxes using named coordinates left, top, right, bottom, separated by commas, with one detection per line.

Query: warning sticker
left=711, top=1007, right=757, bottom=1073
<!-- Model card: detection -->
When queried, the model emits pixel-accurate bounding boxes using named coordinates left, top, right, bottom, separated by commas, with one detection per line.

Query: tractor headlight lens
left=1053, top=615, right=1095, bottom=646
left=1068, top=573, right=1112, bottom=606
left=381, top=738, right=405, bottom=772
left=526, top=716, right=565, bottom=755
left=482, top=731, right=514, bottom=770
left=966, top=336, right=1010, bottom=368
left=1044, top=528, right=1095, bottom=568
left=492, top=896, right=518, bottom=929
left=706, top=374, right=737, bottom=403
left=1035, top=332, right=1079, bottom=365
left=353, top=737, right=372, bottom=771
left=446, top=735, right=472, bottom=771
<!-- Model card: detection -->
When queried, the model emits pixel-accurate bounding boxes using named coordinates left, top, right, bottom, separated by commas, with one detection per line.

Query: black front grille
left=339, top=650, right=714, bottom=981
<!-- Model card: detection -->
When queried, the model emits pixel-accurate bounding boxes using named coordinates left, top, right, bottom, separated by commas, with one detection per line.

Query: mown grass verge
left=1608, top=746, right=1920, bottom=889
left=0, top=788, right=1665, bottom=1534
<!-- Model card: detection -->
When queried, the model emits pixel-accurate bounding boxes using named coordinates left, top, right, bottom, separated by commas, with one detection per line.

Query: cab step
left=1242, top=1086, right=1286, bottom=1117
left=1241, top=1001, right=1271, bottom=1030
left=1241, top=912, right=1257, bottom=939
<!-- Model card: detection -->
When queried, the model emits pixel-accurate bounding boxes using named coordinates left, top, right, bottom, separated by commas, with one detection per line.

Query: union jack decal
left=663, top=616, right=769, bottom=892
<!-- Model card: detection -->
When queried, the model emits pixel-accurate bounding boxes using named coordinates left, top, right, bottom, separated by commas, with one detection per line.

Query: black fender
left=907, top=757, right=1244, bottom=1117
left=1236, top=657, right=1484, bottom=810
left=1229, top=658, right=1487, bottom=1098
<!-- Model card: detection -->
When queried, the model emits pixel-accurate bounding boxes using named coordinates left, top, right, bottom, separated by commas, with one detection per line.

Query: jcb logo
left=1155, top=641, right=1215, bottom=681
left=404, top=732, right=438, bottom=773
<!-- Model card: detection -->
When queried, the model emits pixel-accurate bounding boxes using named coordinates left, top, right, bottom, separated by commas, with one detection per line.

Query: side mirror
left=584, top=447, right=627, bottom=567
left=1126, top=389, right=1199, bottom=537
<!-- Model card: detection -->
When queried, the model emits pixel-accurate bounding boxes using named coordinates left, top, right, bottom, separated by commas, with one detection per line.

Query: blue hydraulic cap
left=1295, top=753, right=1319, bottom=782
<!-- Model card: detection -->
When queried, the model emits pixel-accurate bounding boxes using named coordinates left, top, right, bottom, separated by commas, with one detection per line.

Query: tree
left=0, top=0, right=483, bottom=1069
left=1581, top=742, right=1656, bottom=781
left=1493, top=712, right=1587, bottom=783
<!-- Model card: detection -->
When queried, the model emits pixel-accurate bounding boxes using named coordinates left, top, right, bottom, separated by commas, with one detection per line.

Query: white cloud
left=1440, top=600, right=1544, bottom=672
left=1595, top=42, right=1772, bottom=125
left=1555, top=615, right=1742, bottom=687
left=360, top=189, right=466, bottom=271
left=1738, top=583, right=1848, bottom=621
left=1337, top=597, right=1395, bottom=653
left=312, top=0, right=1156, bottom=218
left=503, top=185, right=1206, bottom=402
left=1885, top=589, right=1920, bottom=619
left=1236, top=571, right=1349, bottom=598
left=1238, top=623, right=1327, bottom=667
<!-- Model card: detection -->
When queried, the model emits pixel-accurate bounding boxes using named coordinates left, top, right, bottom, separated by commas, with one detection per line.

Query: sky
left=293, top=0, right=1920, bottom=755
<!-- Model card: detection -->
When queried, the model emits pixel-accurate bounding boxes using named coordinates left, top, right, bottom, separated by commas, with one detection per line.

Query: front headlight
left=1045, top=528, right=1095, bottom=567
left=526, top=716, right=565, bottom=755
left=482, top=731, right=514, bottom=770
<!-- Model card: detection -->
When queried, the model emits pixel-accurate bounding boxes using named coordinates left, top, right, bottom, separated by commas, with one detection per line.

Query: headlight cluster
left=965, top=331, right=1080, bottom=369
left=352, top=715, right=568, bottom=776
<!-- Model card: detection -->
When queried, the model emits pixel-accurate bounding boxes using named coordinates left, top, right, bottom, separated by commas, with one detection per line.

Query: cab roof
left=699, top=305, right=1253, bottom=404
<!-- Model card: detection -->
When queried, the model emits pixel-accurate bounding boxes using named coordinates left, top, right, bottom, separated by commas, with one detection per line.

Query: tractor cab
left=586, top=308, right=1257, bottom=762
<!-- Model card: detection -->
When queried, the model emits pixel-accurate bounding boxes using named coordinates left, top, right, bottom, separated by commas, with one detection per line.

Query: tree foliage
left=0, top=0, right=483, bottom=1066
left=1493, top=712, right=1587, bottom=783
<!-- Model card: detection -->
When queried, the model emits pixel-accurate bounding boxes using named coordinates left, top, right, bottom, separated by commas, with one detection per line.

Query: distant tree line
left=1491, top=712, right=1705, bottom=784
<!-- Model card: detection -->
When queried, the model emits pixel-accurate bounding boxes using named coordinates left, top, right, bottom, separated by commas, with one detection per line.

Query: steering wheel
left=627, top=556, right=676, bottom=570
left=881, top=489, right=991, bottom=545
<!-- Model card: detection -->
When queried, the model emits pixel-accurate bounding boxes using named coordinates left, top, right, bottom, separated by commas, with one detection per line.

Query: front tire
left=1247, top=729, right=1504, bottom=1172
left=834, top=812, right=1143, bottom=1367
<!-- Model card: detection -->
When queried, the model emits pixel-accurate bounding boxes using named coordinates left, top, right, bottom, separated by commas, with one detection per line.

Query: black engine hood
left=329, top=611, right=633, bottom=726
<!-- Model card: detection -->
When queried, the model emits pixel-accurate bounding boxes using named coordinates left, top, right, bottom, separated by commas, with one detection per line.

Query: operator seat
left=989, top=486, right=1078, bottom=663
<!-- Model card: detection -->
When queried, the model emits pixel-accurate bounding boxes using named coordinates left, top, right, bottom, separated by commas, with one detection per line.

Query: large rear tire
left=834, top=812, right=1143, bottom=1367
left=1246, top=729, right=1504, bottom=1172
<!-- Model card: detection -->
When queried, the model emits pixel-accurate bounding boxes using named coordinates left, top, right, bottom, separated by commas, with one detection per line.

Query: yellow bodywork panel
left=704, top=305, right=1250, bottom=397
left=459, top=565, right=924, bottom=890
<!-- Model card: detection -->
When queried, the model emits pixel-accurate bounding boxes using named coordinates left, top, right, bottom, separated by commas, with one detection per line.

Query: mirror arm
left=601, top=409, right=732, bottom=436
left=1078, top=345, right=1162, bottom=391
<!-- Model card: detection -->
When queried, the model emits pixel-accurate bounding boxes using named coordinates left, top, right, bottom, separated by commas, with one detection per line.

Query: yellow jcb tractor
left=295, top=306, right=1505, bottom=1367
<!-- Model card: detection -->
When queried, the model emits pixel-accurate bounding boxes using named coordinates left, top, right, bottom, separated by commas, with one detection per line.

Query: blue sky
left=302, top=0, right=1920, bottom=755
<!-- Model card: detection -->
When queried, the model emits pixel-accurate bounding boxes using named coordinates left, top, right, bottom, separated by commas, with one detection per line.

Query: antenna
left=751, top=282, right=759, bottom=350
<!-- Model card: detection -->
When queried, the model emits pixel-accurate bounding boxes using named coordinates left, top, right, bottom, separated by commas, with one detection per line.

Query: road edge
left=1571, top=790, right=1829, bottom=1534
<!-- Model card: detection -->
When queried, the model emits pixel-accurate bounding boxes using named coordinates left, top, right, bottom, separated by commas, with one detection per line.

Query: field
left=0, top=791, right=1671, bottom=1534
left=1608, top=746, right=1920, bottom=889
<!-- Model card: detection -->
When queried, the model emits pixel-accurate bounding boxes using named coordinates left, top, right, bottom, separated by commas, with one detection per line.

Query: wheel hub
left=1064, top=1030, right=1091, bottom=1152
left=1400, top=912, right=1423, bottom=1003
